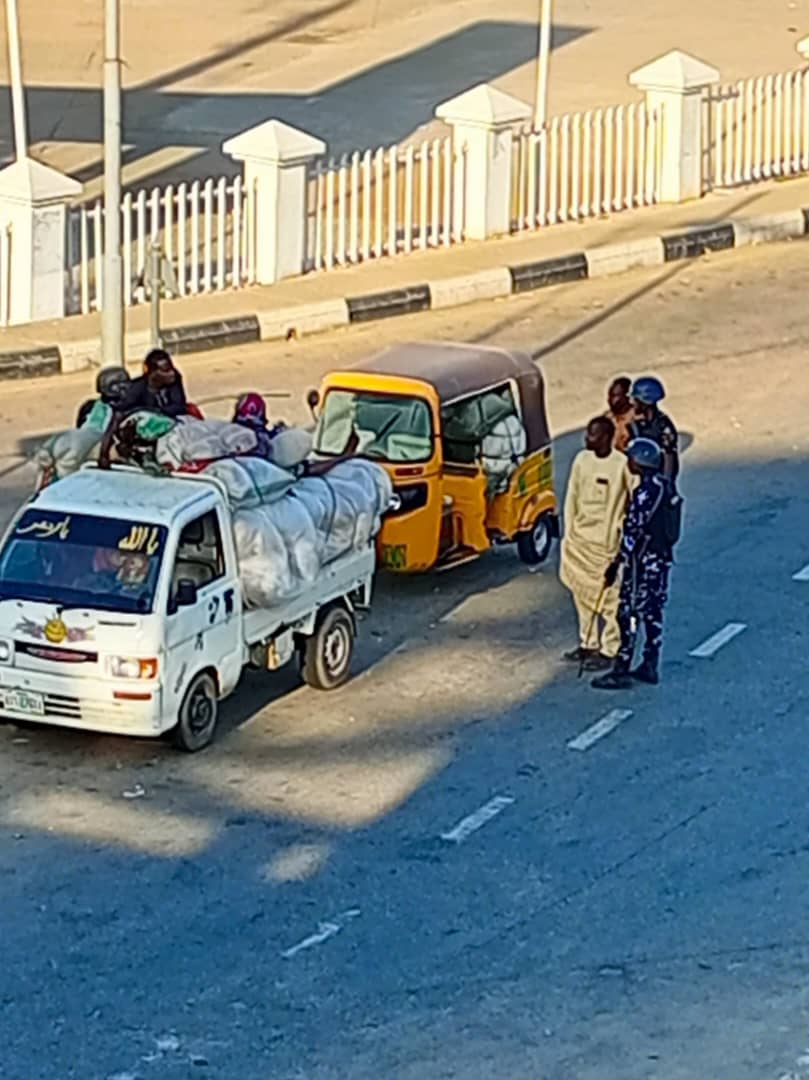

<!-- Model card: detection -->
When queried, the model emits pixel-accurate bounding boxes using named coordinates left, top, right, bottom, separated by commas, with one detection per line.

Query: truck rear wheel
left=302, top=606, right=355, bottom=691
left=172, top=672, right=219, bottom=752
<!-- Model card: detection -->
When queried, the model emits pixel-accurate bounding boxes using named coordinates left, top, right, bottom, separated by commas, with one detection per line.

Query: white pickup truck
left=0, top=465, right=375, bottom=750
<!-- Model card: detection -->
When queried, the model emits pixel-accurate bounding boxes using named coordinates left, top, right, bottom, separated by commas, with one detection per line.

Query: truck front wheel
left=172, top=672, right=219, bottom=752
left=302, top=606, right=355, bottom=691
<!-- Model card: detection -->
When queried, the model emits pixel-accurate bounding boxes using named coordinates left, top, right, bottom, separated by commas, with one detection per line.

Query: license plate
left=0, top=688, right=45, bottom=716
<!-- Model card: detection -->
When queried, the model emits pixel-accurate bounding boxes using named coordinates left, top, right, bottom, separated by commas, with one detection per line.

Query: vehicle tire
left=302, top=606, right=355, bottom=691
left=172, top=672, right=219, bottom=752
left=517, top=512, right=553, bottom=566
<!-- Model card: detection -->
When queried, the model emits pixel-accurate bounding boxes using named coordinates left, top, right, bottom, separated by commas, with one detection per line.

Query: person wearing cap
left=75, top=366, right=132, bottom=429
left=591, top=437, right=673, bottom=690
left=629, top=376, right=679, bottom=481
left=559, top=415, right=634, bottom=671
left=604, top=376, right=634, bottom=452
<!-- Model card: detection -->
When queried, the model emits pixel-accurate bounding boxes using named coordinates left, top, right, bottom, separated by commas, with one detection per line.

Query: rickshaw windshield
left=314, top=390, right=433, bottom=463
left=0, top=510, right=167, bottom=614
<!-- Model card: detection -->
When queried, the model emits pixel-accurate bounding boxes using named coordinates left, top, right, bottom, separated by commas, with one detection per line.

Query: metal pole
left=5, top=0, right=28, bottom=159
left=102, top=0, right=124, bottom=365
left=533, top=0, right=552, bottom=131
left=149, top=240, right=161, bottom=348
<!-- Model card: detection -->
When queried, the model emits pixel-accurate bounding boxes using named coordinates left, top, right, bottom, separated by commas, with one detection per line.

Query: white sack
left=233, top=459, right=392, bottom=608
left=481, top=415, right=527, bottom=493
left=156, top=418, right=256, bottom=468
left=35, top=426, right=104, bottom=483
left=202, top=457, right=295, bottom=510
left=268, top=426, right=313, bottom=470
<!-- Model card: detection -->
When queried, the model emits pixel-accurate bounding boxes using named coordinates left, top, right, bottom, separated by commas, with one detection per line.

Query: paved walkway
left=4, top=174, right=809, bottom=361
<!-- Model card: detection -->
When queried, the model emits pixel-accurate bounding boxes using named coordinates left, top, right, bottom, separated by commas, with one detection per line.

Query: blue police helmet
left=631, top=376, right=665, bottom=405
left=626, top=437, right=662, bottom=471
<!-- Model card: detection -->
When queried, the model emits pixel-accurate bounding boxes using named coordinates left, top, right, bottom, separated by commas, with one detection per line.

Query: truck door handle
left=224, top=589, right=235, bottom=615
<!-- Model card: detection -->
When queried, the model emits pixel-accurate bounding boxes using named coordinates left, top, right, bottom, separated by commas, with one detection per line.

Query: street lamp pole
left=5, top=0, right=27, bottom=159
left=533, top=0, right=552, bottom=130
left=102, top=0, right=124, bottom=366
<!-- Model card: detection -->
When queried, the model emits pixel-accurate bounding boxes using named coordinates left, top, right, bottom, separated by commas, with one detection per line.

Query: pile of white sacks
left=159, top=421, right=392, bottom=609
left=36, top=416, right=392, bottom=610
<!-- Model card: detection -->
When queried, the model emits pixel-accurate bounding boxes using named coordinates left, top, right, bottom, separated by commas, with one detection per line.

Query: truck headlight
left=0, top=639, right=11, bottom=663
left=107, top=656, right=158, bottom=680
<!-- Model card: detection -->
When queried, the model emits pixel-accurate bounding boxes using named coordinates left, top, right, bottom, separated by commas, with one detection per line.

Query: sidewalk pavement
left=2, top=174, right=809, bottom=381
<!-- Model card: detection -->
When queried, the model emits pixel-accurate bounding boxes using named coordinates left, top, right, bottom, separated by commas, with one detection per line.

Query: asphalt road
left=2, top=239, right=809, bottom=1079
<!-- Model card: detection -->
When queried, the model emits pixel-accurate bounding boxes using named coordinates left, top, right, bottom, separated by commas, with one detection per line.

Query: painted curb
left=0, top=346, right=60, bottom=380
left=585, top=236, right=665, bottom=278
left=3, top=206, right=809, bottom=382
left=258, top=299, right=349, bottom=341
left=429, top=267, right=513, bottom=309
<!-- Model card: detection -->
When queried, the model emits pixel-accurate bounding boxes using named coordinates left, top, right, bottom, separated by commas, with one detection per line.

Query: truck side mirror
left=306, top=388, right=320, bottom=420
left=176, top=579, right=198, bottom=608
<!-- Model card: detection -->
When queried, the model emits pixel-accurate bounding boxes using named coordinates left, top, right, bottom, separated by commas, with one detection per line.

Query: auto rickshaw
left=308, top=342, right=559, bottom=573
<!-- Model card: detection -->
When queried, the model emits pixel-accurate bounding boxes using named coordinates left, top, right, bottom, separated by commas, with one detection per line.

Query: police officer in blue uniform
left=629, top=376, right=679, bottom=482
left=591, top=437, right=673, bottom=690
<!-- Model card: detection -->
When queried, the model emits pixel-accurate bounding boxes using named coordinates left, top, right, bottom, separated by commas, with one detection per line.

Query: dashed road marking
left=281, top=908, right=360, bottom=959
left=688, top=622, right=747, bottom=658
left=440, top=795, right=515, bottom=844
left=568, top=709, right=633, bottom=752
left=792, top=563, right=809, bottom=582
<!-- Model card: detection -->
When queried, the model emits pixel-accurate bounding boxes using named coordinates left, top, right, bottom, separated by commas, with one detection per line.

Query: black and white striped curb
left=1, top=208, right=805, bottom=381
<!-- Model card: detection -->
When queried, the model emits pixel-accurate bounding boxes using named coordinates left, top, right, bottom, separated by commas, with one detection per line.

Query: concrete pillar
left=223, top=119, right=326, bottom=285
left=0, top=157, right=81, bottom=324
left=630, top=50, right=720, bottom=204
left=436, top=83, right=531, bottom=240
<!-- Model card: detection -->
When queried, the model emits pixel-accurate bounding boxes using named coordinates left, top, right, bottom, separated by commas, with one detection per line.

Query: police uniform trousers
left=614, top=551, right=671, bottom=672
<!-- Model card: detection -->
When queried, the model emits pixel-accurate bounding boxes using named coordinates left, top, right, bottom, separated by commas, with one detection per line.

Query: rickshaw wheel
left=517, top=512, right=553, bottom=566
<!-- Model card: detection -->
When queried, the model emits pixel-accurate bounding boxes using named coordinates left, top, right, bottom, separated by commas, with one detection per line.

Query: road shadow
left=0, top=441, right=805, bottom=1079
left=0, top=20, right=590, bottom=189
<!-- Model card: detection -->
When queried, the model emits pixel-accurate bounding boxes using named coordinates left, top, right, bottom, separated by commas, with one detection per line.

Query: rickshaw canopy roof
left=347, top=341, right=552, bottom=452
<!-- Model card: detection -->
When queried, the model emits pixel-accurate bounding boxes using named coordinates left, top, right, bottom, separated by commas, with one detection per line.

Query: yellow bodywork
left=316, top=369, right=558, bottom=574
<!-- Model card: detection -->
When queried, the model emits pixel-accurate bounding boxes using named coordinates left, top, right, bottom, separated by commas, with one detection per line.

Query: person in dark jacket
left=116, top=348, right=188, bottom=419
left=75, top=366, right=131, bottom=428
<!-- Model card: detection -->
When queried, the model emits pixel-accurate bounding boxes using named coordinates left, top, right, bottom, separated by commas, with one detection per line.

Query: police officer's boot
left=591, top=663, right=632, bottom=690
left=630, top=660, right=659, bottom=685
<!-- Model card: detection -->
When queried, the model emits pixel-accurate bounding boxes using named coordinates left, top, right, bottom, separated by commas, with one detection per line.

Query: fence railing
left=511, top=102, right=660, bottom=231
left=66, top=176, right=255, bottom=315
left=704, top=68, right=809, bottom=190
left=307, top=135, right=466, bottom=270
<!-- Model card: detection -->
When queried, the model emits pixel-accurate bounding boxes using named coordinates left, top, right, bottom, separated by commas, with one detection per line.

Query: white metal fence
left=704, top=68, right=809, bottom=190
left=66, top=176, right=255, bottom=315
left=511, top=102, right=661, bottom=231
left=306, top=135, right=466, bottom=270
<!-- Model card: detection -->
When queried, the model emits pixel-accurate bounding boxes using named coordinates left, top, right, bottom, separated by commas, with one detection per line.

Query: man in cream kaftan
left=559, top=416, right=633, bottom=670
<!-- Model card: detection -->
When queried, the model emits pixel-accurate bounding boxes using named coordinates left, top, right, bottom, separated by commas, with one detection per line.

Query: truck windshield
left=0, top=509, right=167, bottom=614
left=314, top=390, right=433, bottom=463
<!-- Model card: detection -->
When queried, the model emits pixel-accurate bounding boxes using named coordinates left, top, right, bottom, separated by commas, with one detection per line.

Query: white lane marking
left=567, top=709, right=633, bottom=752
left=440, top=795, right=515, bottom=844
left=792, top=563, right=809, bottom=582
left=281, top=908, right=360, bottom=959
left=688, top=622, right=747, bottom=658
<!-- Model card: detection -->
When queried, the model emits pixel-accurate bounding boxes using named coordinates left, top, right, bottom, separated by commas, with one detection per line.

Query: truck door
left=164, top=509, right=243, bottom=714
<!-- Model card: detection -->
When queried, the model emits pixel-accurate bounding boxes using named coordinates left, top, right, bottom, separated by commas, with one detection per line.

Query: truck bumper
left=0, top=667, right=165, bottom=738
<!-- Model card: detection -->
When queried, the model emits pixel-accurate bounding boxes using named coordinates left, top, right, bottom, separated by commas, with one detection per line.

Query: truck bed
left=241, top=544, right=375, bottom=646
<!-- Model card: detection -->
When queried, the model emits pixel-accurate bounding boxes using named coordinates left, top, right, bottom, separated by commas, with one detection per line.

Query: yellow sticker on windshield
left=16, top=515, right=71, bottom=540
left=119, top=525, right=161, bottom=555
